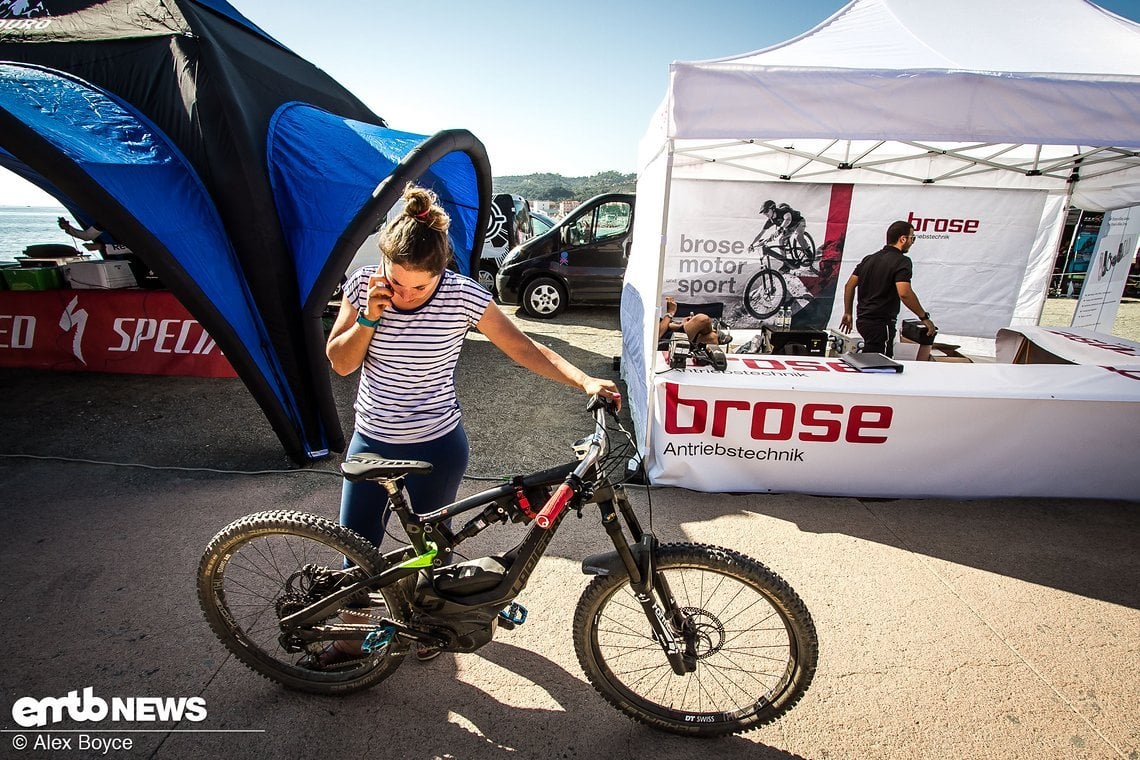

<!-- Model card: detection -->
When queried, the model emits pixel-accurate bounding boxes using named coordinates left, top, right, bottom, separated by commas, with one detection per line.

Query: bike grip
left=534, top=483, right=575, bottom=529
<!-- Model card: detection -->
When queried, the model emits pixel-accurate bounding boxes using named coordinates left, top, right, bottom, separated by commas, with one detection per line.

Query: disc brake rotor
left=679, top=606, right=726, bottom=659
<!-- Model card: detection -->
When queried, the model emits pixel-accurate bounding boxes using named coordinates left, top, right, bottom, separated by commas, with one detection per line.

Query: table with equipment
left=645, top=330, right=1140, bottom=501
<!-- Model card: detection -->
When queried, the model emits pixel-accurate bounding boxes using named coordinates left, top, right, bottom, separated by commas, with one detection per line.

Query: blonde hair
left=379, top=183, right=452, bottom=273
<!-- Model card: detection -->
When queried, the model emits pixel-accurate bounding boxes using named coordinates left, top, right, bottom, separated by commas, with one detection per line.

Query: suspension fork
left=596, top=487, right=694, bottom=675
left=612, top=485, right=687, bottom=635
left=611, top=485, right=683, bottom=624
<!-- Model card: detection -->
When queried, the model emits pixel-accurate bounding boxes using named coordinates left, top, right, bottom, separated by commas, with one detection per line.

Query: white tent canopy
left=646, top=0, right=1140, bottom=211
left=623, top=0, right=1140, bottom=456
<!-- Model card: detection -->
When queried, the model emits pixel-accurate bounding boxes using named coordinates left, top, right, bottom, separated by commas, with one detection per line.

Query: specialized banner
left=647, top=357, right=1140, bottom=500
left=0, top=289, right=236, bottom=377
left=663, top=180, right=1048, bottom=338
left=1072, top=205, right=1140, bottom=332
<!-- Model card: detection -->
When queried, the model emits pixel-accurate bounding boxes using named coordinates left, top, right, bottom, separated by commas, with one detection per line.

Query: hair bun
left=401, top=183, right=448, bottom=232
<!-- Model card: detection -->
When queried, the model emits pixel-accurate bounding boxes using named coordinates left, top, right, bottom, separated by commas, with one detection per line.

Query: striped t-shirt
left=346, top=266, right=491, bottom=444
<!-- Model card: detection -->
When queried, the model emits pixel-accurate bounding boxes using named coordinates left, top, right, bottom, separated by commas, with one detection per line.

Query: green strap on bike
left=396, top=541, right=438, bottom=569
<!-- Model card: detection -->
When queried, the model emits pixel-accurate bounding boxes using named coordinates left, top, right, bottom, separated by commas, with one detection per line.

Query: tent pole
left=1057, top=209, right=1082, bottom=299
left=1050, top=157, right=1082, bottom=313
left=643, top=139, right=677, bottom=459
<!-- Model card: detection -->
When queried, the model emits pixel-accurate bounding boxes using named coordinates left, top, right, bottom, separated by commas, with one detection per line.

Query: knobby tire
left=573, top=542, right=818, bottom=737
left=197, top=510, right=401, bottom=695
left=743, top=269, right=788, bottom=320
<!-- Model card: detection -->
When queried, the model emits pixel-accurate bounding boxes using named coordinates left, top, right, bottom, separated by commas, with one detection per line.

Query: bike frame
left=279, top=399, right=695, bottom=674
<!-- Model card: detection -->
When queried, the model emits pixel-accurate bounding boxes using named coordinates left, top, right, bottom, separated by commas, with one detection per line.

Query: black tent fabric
left=0, top=0, right=491, bottom=462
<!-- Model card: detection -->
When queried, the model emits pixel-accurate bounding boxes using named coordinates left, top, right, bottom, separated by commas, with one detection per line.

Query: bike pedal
left=361, top=626, right=396, bottom=653
left=498, top=602, right=527, bottom=627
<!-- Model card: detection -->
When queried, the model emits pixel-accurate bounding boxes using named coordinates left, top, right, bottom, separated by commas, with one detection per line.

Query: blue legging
left=338, top=424, right=469, bottom=548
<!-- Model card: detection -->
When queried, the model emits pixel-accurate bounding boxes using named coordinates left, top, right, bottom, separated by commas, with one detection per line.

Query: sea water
left=0, top=205, right=78, bottom=264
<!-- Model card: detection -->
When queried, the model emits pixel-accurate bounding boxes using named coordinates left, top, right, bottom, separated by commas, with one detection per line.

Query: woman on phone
left=325, top=183, right=620, bottom=660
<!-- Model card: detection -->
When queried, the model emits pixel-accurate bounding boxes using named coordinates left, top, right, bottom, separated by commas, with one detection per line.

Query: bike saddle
left=341, top=453, right=433, bottom=482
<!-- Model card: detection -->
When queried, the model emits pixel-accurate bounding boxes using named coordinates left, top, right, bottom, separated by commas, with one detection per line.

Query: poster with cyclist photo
left=1072, top=205, right=1140, bottom=333
left=663, top=179, right=849, bottom=329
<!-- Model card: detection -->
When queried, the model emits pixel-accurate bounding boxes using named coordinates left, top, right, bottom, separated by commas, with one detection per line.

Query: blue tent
left=0, top=0, right=491, bottom=462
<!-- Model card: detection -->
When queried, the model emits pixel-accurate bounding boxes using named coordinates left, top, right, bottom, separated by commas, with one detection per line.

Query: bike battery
left=900, top=319, right=936, bottom=345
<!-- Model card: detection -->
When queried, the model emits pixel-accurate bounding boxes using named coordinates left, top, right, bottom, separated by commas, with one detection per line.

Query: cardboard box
left=62, top=260, right=138, bottom=289
left=930, top=343, right=972, bottom=363
left=1, top=266, right=64, bottom=291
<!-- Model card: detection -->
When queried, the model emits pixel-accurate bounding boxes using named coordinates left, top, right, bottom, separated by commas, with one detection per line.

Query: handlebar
left=533, top=396, right=614, bottom=529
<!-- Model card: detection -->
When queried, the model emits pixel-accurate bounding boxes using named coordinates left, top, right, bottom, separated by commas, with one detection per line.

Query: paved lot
left=0, top=304, right=1137, bottom=759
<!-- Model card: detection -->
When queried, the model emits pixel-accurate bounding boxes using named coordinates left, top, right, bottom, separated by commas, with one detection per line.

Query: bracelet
left=356, top=309, right=381, bottom=328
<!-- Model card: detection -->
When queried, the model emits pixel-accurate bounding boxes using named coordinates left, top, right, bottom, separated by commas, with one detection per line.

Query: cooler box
left=1, top=265, right=64, bottom=291
left=62, top=260, right=138, bottom=289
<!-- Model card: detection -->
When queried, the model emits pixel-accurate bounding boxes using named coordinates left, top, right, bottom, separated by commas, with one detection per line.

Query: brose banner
left=663, top=179, right=1050, bottom=339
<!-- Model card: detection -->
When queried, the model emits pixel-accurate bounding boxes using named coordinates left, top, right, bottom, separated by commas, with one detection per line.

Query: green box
left=1, top=265, right=64, bottom=291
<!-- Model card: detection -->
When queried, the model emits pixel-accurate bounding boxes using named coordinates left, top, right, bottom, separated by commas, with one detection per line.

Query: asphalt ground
left=0, top=304, right=1137, bottom=760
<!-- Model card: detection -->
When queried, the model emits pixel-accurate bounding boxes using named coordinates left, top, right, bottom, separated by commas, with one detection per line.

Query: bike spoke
left=591, top=564, right=794, bottom=716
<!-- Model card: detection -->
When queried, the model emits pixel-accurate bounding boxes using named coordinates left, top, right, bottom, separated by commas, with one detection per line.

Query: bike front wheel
left=573, top=542, right=818, bottom=737
left=743, top=269, right=787, bottom=320
left=197, top=510, right=402, bottom=695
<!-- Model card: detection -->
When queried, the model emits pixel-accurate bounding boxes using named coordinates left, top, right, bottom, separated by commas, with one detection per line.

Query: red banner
left=0, top=289, right=236, bottom=378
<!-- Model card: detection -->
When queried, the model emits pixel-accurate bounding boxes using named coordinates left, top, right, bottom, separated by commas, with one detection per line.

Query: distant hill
left=493, top=171, right=636, bottom=202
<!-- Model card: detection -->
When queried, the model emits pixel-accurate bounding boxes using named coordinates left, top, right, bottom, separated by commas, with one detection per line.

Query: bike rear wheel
left=743, top=269, right=787, bottom=319
left=573, top=542, right=817, bottom=737
left=197, top=510, right=402, bottom=695
left=788, top=231, right=816, bottom=268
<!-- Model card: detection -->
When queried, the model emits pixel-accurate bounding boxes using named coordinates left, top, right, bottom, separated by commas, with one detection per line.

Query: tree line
left=492, top=171, right=636, bottom=202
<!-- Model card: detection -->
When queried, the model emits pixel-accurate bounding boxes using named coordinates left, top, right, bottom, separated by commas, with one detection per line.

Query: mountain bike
left=741, top=229, right=820, bottom=321
left=741, top=240, right=794, bottom=320
left=197, top=397, right=818, bottom=737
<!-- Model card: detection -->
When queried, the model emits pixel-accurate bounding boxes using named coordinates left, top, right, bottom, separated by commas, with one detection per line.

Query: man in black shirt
left=839, top=220, right=936, bottom=356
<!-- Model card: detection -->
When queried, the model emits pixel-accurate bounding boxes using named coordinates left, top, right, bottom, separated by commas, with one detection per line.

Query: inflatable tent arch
left=0, top=0, right=491, bottom=463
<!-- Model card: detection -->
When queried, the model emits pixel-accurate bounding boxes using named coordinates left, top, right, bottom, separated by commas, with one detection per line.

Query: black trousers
left=856, top=318, right=896, bottom=357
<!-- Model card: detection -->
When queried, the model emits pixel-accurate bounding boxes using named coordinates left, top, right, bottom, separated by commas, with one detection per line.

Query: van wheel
left=477, top=266, right=497, bottom=296
left=521, top=277, right=567, bottom=319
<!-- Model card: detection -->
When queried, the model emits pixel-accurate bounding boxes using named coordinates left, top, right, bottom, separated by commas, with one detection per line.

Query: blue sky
left=3, top=0, right=1140, bottom=204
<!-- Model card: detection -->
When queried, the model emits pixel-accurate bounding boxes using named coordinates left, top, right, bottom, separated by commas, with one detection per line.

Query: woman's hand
left=584, top=378, right=622, bottom=412
left=364, top=273, right=393, bottom=321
